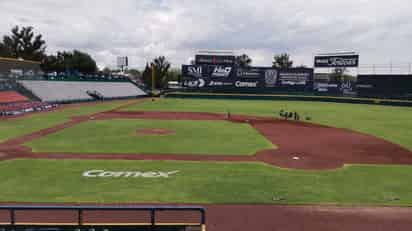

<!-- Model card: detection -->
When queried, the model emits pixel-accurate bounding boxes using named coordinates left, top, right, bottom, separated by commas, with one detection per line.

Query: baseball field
left=1, top=98, right=412, bottom=230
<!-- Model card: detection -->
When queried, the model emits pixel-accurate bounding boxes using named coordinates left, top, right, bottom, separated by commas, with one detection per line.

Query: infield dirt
left=0, top=109, right=411, bottom=170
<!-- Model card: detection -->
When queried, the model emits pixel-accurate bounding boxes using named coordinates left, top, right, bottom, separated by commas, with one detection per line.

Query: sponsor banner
left=313, top=82, right=339, bottom=92
left=182, top=65, right=313, bottom=90
left=314, top=55, right=359, bottom=68
left=182, top=79, right=233, bottom=88
left=208, top=80, right=233, bottom=87
left=182, top=78, right=206, bottom=88
left=182, top=65, right=234, bottom=79
left=182, top=65, right=203, bottom=78
left=210, top=66, right=233, bottom=78
left=237, top=68, right=263, bottom=78
left=356, top=84, right=373, bottom=89
left=195, top=55, right=236, bottom=66
left=235, top=81, right=259, bottom=88
left=277, top=69, right=313, bottom=87
left=83, top=170, right=179, bottom=178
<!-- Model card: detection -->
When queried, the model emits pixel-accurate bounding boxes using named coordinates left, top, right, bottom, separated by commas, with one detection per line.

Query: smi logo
left=187, top=66, right=202, bottom=78
left=212, top=66, right=232, bottom=77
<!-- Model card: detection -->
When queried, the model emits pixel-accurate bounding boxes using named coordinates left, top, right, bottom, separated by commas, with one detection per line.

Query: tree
left=151, top=56, right=171, bottom=89
left=330, top=67, right=355, bottom=83
left=140, top=57, right=173, bottom=89
left=101, top=67, right=112, bottom=75
left=42, top=50, right=97, bottom=74
left=166, top=68, right=182, bottom=82
left=0, top=26, right=46, bottom=61
left=141, top=63, right=152, bottom=89
left=236, top=54, right=252, bottom=68
left=295, top=64, right=308, bottom=68
left=272, top=53, right=293, bottom=69
left=126, top=68, right=141, bottom=80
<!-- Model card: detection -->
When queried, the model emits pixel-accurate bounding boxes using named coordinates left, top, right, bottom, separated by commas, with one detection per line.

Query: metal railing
left=0, top=205, right=206, bottom=230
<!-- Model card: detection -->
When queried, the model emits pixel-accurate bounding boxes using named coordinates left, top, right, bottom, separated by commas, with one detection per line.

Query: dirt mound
left=136, top=128, right=176, bottom=136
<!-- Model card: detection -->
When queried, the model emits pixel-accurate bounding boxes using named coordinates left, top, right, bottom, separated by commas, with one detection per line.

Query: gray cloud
left=0, top=0, right=411, bottom=69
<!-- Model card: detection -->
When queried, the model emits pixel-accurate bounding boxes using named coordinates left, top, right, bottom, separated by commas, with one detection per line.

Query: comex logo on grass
left=83, top=170, right=180, bottom=178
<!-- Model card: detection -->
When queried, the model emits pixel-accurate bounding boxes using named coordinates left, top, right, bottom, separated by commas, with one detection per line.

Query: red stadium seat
left=0, top=91, right=29, bottom=104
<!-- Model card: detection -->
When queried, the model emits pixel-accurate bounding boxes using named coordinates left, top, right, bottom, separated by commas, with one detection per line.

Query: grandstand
left=0, top=57, right=42, bottom=79
left=19, top=80, right=147, bottom=103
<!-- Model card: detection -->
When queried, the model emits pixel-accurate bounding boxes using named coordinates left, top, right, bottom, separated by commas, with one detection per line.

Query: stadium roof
left=0, top=57, right=41, bottom=64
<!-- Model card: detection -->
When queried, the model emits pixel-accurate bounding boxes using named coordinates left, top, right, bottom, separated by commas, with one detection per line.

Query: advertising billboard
left=277, top=69, right=313, bottom=86
left=182, top=65, right=313, bottom=91
left=195, top=55, right=236, bottom=66
left=314, top=55, right=359, bottom=68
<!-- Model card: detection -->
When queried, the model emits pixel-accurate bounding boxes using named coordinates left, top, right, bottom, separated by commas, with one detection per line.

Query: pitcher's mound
left=136, top=128, right=175, bottom=136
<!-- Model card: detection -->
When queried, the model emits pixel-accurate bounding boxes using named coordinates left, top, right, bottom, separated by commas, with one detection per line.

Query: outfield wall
left=181, top=65, right=412, bottom=100
left=357, top=75, right=412, bottom=99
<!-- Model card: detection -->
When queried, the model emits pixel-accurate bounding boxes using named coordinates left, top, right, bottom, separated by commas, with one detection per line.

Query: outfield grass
left=26, top=119, right=274, bottom=155
left=0, top=100, right=135, bottom=143
left=0, top=159, right=412, bottom=205
left=125, top=98, right=412, bottom=150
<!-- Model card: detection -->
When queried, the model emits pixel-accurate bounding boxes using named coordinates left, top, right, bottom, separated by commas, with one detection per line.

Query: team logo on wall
left=264, top=69, right=278, bottom=87
left=340, top=81, right=353, bottom=92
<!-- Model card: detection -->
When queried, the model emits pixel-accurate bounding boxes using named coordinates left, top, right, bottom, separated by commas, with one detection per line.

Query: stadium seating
left=0, top=91, right=29, bottom=103
left=19, top=80, right=146, bottom=102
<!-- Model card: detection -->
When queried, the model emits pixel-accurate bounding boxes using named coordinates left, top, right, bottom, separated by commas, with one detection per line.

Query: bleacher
left=19, top=80, right=147, bottom=103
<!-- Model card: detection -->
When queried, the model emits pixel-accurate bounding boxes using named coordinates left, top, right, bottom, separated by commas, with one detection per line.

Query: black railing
left=0, top=205, right=205, bottom=229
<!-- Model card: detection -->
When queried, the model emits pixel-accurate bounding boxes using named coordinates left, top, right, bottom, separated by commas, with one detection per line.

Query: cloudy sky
left=1, top=0, right=411, bottom=70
